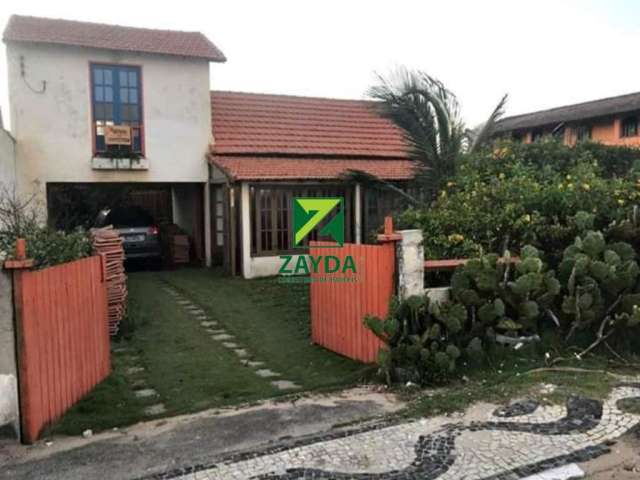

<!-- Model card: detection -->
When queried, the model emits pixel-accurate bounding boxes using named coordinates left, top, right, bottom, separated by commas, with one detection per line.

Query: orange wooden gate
left=310, top=241, right=395, bottom=363
left=12, top=256, right=110, bottom=443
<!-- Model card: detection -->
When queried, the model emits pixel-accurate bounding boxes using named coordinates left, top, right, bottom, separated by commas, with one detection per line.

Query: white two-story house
left=2, top=15, right=226, bottom=265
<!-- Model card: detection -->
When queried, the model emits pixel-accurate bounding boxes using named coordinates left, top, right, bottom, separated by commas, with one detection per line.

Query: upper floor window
left=91, top=64, right=143, bottom=156
left=575, top=125, right=591, bottom=142
left=621, top=116, right=638, bottom=138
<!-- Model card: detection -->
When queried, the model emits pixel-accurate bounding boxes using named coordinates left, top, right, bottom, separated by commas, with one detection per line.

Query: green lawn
left=51, top=268, right=367, bottom=436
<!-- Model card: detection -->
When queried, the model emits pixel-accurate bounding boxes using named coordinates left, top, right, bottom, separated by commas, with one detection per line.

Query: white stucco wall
left=0, top=128, right=16, bottom=192
left=6, top=41, right=213, bottom=205
left=0, top=269, right=19, bottom=439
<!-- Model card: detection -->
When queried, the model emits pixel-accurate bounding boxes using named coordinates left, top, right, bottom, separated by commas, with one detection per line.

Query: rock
left=82, top=429, right=93, bottom=438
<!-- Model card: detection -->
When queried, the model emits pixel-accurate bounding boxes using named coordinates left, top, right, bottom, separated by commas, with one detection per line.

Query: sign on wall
left=104, top=125, right=132, bottom=146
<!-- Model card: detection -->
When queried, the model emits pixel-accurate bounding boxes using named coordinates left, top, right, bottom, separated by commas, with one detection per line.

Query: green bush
left=399, top=139, right=640, bottom=262
left=0, top=188, right=91, bottom=268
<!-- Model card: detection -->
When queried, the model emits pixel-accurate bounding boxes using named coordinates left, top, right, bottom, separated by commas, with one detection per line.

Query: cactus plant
left=557, top=225, right=640, bottom=352
left=450, top=245, right=560, bottom=339
left=364, top=295, right=479, bottom=385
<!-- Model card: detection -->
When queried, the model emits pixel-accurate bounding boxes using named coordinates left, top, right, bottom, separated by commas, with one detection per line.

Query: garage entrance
left=46, top=183, right=207, bottom=266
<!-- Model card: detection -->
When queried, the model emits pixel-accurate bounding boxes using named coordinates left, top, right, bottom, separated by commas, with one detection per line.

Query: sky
left=2, top=0, right=640, bottom=129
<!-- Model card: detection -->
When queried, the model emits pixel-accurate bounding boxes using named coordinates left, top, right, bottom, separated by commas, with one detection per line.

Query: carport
left=46, top=182, right=207, bottom=265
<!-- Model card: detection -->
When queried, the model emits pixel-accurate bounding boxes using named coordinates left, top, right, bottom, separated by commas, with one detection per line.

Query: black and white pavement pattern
left=150, top=381, right=640, bottom=480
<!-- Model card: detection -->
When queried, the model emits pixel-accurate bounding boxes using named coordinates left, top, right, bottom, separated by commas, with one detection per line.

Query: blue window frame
left=91, top=64, right=143, bottom=154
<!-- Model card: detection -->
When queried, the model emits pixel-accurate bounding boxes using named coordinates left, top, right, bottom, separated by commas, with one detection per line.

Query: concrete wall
left=0, top=128, right=16, bottom=192
left=0, top=269, right=19, bottom=439
left=6, top=41, right=213, bottom=206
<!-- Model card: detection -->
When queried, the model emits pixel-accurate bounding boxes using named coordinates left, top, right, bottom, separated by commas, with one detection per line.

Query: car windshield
left=107, top=207, right=154, bottom=228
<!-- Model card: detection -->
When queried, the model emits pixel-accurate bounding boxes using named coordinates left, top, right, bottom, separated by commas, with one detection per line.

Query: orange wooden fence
left=12, top=255, right=110, bottom=443
left=309, top=241, right=395, bottom=363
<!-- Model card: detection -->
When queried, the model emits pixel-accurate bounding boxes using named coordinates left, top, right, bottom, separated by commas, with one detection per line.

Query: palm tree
left=348, top=67, right=507, bottom=204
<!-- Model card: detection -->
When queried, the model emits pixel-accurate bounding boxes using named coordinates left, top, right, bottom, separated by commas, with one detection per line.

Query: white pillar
left=354, top=183, right=362, bottom=244
left=203, top=182, right=212, bottom=267
left=397, top=229, right=424, bottom=300
left=240, top=183, right=253, bottom=279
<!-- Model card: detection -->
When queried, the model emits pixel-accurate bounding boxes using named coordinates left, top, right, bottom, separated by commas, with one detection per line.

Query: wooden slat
left=309, top=241, right=394, bottom=363
left=15, top=256, right=110, bottom=443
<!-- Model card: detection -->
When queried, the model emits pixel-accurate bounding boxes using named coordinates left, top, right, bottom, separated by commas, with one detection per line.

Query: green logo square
left=293, top=197, right=344, bottom=248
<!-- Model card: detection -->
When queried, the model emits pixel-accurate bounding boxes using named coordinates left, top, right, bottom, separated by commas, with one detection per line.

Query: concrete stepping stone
left=201, top=321, right=217, bottom=327
left=211, top=329, right=227, bottom=335
left=134, top=388, right=158, bottom=399
left=222, top=342, right=239, bottom=349
left=112, top=346, right=130, bottom=354
left=144, top=403, right=167, bottom=416
left=244, top=361, right=265, bottom=368
left=212, top=334, right=234, bottom=341
left=131, top=379, right=147, bottom=389
left=271, top=380, right=301, bottom=390
left=126, top=366, right=145, bottom=375
left=234, top=349, right=249, bottom=358
left=189, top=309, right=206, bottom=315
left=204, top=329, right=217, bottom=334
left=255, top=369, right=280, bottom=378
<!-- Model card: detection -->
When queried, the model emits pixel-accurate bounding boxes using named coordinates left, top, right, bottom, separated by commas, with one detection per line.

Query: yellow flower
left=448, top=234, right=465, bottom=244
left=446, top=181, right=455, bottom=188
left=581, top=184, right=591, bottom=191
left=566, top=175, right=572, bottom=180
left=558, top=183, right=564, bottom=190
left=498, top=172, right=506, bottom=180
left=522, top=214, right=531, bottom=223
left=567, top=183, right=574, bottom=190
left=618, top=199, right=626, bottom=206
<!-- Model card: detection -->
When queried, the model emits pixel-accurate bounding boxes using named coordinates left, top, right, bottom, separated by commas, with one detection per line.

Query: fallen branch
left=525, top=367, right=619, bottom=377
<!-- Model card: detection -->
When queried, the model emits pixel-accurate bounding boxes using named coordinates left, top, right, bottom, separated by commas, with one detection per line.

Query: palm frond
left=341, top=169, right=423, bottom=206
left=468, top=93, right=508, bottom=153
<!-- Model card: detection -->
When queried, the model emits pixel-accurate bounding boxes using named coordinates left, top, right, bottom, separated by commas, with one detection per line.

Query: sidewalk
left=0, top=387, right=402, bottom=480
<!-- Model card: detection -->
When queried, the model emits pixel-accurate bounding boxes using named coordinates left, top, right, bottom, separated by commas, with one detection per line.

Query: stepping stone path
left=144, top=403, right=167, bottom=416
left=134, top=388, right=158, bottom=399
left=117, top=340, right=166, bottom=419
left=270, top=380, right=301, bottom=391
left=160, top=280, right=305, bottom=394
left=213, top=334, right=234, bottom=341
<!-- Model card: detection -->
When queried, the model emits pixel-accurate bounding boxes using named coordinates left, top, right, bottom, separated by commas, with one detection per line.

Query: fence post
left=396, top=229, right=424, bottom=300
left=2, top=238, right=34, bottom=442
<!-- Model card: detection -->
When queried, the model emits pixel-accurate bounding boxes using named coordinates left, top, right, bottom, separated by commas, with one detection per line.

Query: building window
left=531, top=130, right=545, bottom=142
left=91, top=64, right=143, bottom=155
left=621, top=116, right=638, bottom=138
left=575, top=125, right=591, bottom=142
left=250, top=185, right=352, bottom=255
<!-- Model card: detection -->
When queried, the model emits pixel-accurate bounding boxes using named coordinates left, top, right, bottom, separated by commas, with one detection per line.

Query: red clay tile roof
left=211, top=155, right=417, bottom=181
left=211, top=91, right=409, bottom=157
left=209, top=91, right=415, bottom=181
left=3, top=15, right=226, bottom=62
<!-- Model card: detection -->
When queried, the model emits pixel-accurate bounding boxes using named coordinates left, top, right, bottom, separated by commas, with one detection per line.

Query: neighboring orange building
left=494, top=91, right=640, bottom=147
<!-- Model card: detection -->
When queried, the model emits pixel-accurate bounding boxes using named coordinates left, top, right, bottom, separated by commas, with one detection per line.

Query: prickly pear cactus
left=451, top=245, right=560, bottom=338
left=558, top=227, right=640, bottom=341
left=364, top=294, right=479, bottom=385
